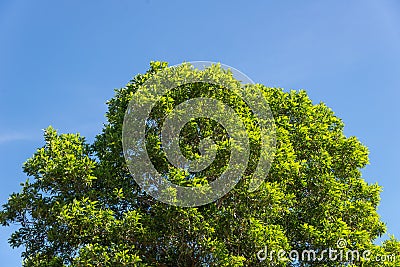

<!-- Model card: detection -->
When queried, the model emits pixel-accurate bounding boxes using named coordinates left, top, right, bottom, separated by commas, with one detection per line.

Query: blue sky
left=1, top=0, right=399, bottom=265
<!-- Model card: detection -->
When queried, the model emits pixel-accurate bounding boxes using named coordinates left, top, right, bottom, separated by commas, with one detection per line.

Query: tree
left=1, top=61, right=399, bottom=266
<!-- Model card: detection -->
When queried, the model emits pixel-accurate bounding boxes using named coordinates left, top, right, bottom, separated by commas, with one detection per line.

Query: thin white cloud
left=0, top=133, right=33, bottom=144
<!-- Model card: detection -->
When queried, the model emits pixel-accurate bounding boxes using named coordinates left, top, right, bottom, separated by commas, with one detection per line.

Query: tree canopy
left=1, top=61, right=399, bottom=266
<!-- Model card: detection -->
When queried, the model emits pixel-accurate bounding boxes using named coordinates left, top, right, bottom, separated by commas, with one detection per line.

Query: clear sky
left=1, top=0, right=399, bottom=265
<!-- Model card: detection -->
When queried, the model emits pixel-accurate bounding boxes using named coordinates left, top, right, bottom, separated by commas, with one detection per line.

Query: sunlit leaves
left=1, top=62, right=399, bottom=266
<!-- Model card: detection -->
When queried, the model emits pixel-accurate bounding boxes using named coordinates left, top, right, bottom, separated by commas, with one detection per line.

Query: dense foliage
left=1, top=62, right=399, bottom=266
